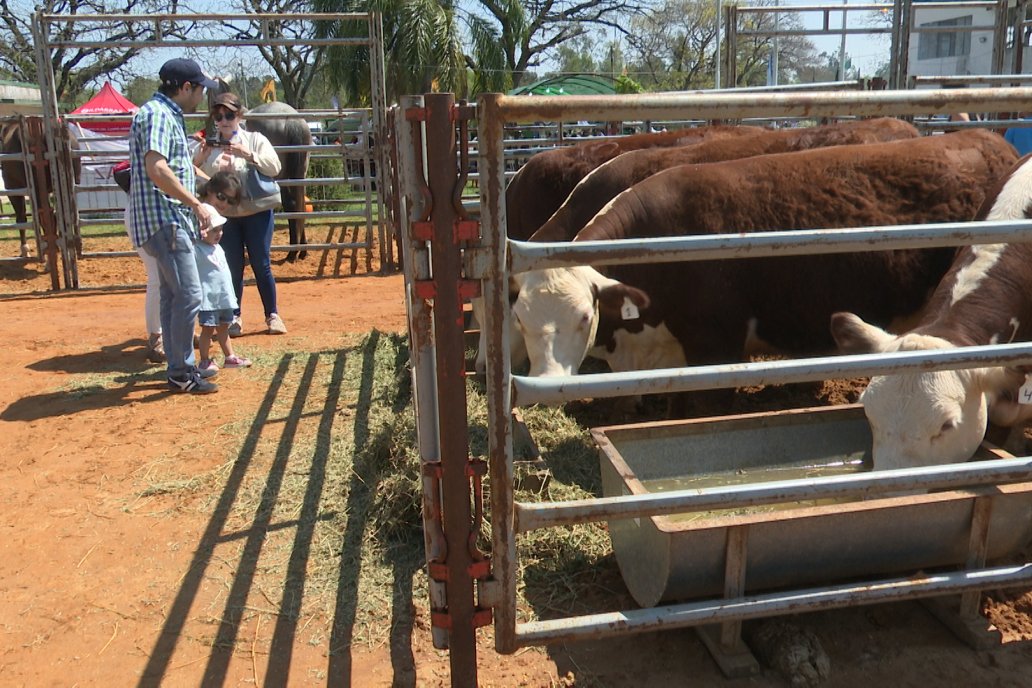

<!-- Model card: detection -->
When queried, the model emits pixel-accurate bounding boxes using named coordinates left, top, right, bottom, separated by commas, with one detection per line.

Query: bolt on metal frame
left=395, top=86, right=1032, bottom=683
left=28, top=11, right=390, bottom=289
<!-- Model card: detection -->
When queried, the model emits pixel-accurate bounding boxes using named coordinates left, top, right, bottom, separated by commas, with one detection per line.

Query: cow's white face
left=831, top=312, right=995, bottom=470
left=861, top=365, right=989, bottom=470
left=512, top=267, right=602, bottom=377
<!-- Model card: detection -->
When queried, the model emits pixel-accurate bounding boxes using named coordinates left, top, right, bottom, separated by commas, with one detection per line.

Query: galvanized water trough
left=595, top=405, right=1032, bottom=608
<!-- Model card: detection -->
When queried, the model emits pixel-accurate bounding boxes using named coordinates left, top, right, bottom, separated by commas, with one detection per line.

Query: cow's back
left=535, top=118, right=920, bottom=242
left=504, top=125, right=760, bottom=240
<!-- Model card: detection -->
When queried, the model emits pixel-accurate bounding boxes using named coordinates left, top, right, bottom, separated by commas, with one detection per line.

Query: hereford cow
left=830, top=151, right=1032, bottom=470
left=474, top=124, right=763, bottom=372
left=475, top=118, right=920, bottom=374
left=530, top=117, right=920, bottom=244
left=512, top=130, right=1017, bottom=382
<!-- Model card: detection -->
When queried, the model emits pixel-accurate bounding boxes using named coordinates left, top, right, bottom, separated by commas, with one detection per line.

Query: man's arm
left=144, top=150, right=213, bottom=230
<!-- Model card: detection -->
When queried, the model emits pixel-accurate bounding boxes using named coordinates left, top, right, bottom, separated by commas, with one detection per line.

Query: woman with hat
left=193, top=91, right=288, bottom=336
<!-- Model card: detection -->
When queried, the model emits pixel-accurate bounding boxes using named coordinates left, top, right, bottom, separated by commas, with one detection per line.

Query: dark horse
left=1, top=119, right=81, bottom=258
left=245, top=102, right=311, bottom=262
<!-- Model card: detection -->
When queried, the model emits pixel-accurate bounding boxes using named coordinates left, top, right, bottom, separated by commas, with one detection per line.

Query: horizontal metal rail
left=502, top=219, right=1032, bottom=275
left=490, top=87, right=1032, bottom=125
left=515, top=564, right=1032, bottom=646
left=511, top=343, right=1032, bottom=406
left=515, top=457, right=1032, bottom=532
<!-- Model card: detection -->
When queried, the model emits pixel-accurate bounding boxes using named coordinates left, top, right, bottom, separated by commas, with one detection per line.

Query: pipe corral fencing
left=0, top=11, right=392, bottom=289
left=395, top=87, right=1032, bottom=686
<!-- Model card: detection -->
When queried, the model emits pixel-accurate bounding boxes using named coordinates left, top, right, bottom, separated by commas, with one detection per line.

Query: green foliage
left=615, top=74, right=644, bottom=94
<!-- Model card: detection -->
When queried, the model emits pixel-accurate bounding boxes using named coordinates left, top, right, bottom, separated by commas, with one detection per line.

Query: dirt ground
left=4, top=241, right=1032, bottom=687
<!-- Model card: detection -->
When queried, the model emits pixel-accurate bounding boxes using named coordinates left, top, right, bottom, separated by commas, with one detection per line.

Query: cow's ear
left=830, top=312, right=896, bottom=353
left=597, top=283, right=650, bottom=317
left=586, top=141, right=620, bottom=159
left=980, top=365, right=1028, bottom=396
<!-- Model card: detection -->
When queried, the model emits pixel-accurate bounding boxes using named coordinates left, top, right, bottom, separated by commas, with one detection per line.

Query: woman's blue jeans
left=220, top=210, right=278, bottom=320
left=142, top=225, right=201, bottom=378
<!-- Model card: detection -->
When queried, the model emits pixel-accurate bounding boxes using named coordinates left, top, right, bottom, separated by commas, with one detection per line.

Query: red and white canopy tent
left=70, top=82, right=137, bottom=136
left=69, top=82, right=138, bottom=213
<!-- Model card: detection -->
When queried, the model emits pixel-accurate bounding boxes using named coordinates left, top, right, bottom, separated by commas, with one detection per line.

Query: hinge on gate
left=412, top=220, right=433, bottom=241
left=412, top=279, right=480, bottom=302
left=452, top=104, right=477, bottom=122
left=413, top=219, right=479, bottom=245
left=413, top=280, right=435, bottom=300
left=431, top=607, right=493, bottom=631
left=405, top=106, right=427, bottom=122
left=454, top=219, right=479, bottom=243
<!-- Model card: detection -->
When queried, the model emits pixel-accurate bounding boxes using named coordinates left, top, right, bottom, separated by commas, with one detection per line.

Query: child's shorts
left=198, top=309, right=235, bottom=328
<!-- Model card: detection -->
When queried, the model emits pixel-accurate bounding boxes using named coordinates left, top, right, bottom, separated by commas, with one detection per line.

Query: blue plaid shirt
left=127, top=92, right=197, bottom=248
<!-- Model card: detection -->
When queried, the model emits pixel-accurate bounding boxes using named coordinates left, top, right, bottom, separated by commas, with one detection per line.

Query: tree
left=313, top=0, right=467, bottom=105
left=552, top=33, right=599, bottom=75
left=0, top=0, right=184, bottom=105
left=195, top=0, right=327, bottom=108
left=314, top=0, right=644, bottom=103
left=624, top=0, right=821, bottom=91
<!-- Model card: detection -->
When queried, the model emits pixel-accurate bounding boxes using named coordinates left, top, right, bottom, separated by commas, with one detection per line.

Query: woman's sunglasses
left=213, top=111, right=238, bottom=123
left=216, top=191, right=240, bottom=206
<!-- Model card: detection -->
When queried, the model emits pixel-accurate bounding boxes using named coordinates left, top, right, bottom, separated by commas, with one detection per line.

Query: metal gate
left=398, top=87, right=1032, bottom=685
left=20, top=11, right=390, bottom=289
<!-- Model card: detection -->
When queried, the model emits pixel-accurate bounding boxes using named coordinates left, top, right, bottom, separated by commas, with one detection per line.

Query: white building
left=908, top=0, right=1021, bottom=77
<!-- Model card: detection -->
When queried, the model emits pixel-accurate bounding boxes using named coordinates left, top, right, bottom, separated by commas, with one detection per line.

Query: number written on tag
left=1020, top=375, right=1032, bottom=405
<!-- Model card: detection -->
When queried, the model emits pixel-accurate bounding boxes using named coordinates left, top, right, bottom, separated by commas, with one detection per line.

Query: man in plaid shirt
left=129, top=58, right=219, bottom=394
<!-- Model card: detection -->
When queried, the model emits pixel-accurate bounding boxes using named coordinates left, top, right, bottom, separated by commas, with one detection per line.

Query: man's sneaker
left=167, top=372, right=218, bottom=394
left=194, top=364, right=219, bottom=379
left=228, top=316, right=243, bottom=338
left=198, top=359, right=220, bottom=373
left=223, top=355, right=252, bottom=368
left=266, top=313, right=287, bottom=335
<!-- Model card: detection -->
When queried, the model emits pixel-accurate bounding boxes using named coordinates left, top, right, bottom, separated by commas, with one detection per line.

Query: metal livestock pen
left=395, top=87, right=1032, bottom=686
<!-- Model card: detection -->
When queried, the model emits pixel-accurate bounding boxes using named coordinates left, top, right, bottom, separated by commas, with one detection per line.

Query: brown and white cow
left=477, top=118, right=919, bottom=373
left=512, top=130, right=1017, bottom=381
left=475, top=124, right=762, bottom=372
left=830, top=151, right=1032, bottom=470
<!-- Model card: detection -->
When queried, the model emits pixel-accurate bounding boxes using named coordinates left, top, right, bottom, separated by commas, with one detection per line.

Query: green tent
left=509, top=74, right=617, bottom=96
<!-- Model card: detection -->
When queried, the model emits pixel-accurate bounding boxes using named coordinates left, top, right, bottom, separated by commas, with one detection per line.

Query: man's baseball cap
left=159, top=58, right=219, bottom=89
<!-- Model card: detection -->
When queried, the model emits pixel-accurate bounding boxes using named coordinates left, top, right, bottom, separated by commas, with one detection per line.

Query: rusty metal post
left=476, top=92, right=518, bottom=654
left=25, top=118, right=60, bottom=289
left=395, top=96, right=449, bottom=651
left=423, top=92, right=479, bottom=687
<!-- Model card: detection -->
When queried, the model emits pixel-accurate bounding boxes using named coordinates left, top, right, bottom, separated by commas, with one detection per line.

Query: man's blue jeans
left=143, top=225, right=201, bottom=378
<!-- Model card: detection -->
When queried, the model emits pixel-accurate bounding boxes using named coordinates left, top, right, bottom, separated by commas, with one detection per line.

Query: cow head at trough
left=512, top=266, right=655, bottom=377
left=830, top=313, right=1018, bottom=469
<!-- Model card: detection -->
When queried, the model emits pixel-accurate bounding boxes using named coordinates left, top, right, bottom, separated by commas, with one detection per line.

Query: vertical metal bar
left=992, top=0, right=1008, bottom=75
left=478, top=92, right=518, bottom=654
left=32, top=11, right=78, bottom=289
left=1014, top=0, right=1027, bottom=75
left=395, top=97, right=449, bottom=649
left=960, top=496, right=994, bottom=617
left=367, top=12, right=391, bottom=272
left=725, top=5, right=738, bottom=89
left=896, top=0, right=913, bottom=91
left=890, top=0, right=902, bottom=89
left=23, top=117, right=59, bottom=289
left=424, top=93, right=479, bottom=687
